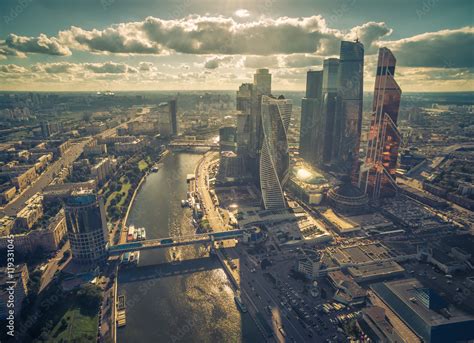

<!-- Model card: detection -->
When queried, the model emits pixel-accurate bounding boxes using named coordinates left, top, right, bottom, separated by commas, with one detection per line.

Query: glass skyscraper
left=64, top=189, right=108, bottom=265
left=298, top=41, right=364, bottom=177
left=334, top=40, right=364, bottom=178
left=260, top=95, right=292, bottom=210
left=359, top=47, right=402, bottom=200
left=299, top=70, right=323, bottom=164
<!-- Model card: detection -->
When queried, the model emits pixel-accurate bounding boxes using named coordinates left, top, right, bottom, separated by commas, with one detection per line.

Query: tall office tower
left=333, top=40, right=364, bottom=178
left=359, top=47, right=402, bottom=200
left=236, top=83, right=253, bottom=114
left=250, top=69, right=272, bottom=159
left=299, top=70, right=323, bottom=164
left=169, top=99, right=178, bottom=136
left=259, top=95, right=292, bottom=210
left=157, top=102, right=172, bottom=137
left=64, top=189, right=108, bottom=265
left=253, top=68, right=272, bottom=95
left=236, top=83, right=253, bottom=154
left=320, top=58, right=340, bottom=164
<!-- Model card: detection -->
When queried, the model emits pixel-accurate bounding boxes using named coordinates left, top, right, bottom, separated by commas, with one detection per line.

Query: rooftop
left=373, top=278, right=474, bottom=326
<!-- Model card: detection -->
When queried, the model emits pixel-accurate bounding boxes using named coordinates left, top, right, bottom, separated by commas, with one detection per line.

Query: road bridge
left=168, top=140, right=219, bottom=148
left=108, top=227, right=255, bottom=255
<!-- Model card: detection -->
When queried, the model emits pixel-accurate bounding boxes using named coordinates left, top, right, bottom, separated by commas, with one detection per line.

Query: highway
left=237, top=248, right=309, bottom=343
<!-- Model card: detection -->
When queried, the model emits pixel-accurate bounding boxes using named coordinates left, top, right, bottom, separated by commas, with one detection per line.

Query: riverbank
left=116, top=152, right=263, bottom=343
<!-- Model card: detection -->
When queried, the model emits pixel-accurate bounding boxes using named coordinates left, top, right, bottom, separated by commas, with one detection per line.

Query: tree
left=77, top=284, right=102, bottom=312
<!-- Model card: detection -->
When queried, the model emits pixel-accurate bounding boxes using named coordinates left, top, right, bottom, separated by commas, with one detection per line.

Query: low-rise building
left=357, top=306, right=410, bottom=343
left=11, top=166, right=38, bottom=191
left=15, top=193, right=43, bottom=229
left=34, top=153, right=53, bottom=172
left=327, top=270, right=366, bottom=305
left=84, top=139, right=107, bottom=156
left=371, top=278, right=474, bottom=343
left=90, top=158, right=114, bottom=184
left=297, top=249, right=323, bottom=279
left=0, top=216, right=15, bottom=236
left=0, top=209, right=67, bottom=253
left=287, top=162, right=329, bottom=205
left=0, top=184, right=16, bottom=204
left=114, top=139, right=145, bottom=154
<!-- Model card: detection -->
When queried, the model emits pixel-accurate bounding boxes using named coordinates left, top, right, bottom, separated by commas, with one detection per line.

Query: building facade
left=299, top=70, right=323, bottom=164
left=259, top=96, right=292, bottom=210
left=359, top=47, right=402, bottom=200
left=64, top=189, right=108, bottom=265
left=334, top=40, right=364, bottom=178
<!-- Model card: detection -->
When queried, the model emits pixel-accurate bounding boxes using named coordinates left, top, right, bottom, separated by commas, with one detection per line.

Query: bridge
left=168, top=140, right=219, bottom=148
left=108, top=228, right=255, bottom=255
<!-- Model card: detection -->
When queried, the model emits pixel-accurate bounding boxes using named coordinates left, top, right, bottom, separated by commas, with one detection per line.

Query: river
left=117, top=152, right=262, bottom=343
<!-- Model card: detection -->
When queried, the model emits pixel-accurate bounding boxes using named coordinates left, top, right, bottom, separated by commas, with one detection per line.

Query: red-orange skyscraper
left=359, top=47, right=402, bottom=200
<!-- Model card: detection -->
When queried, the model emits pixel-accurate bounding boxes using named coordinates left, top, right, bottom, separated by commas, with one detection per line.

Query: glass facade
left=360, top=47, right=402, bottom=200
left=334, top=41, right=364, bottom=177
left=65, top=190, right=108, bottom=264
left=299, top=70, right=323, bottom=164
left=260, top=96, right=292, bottom=210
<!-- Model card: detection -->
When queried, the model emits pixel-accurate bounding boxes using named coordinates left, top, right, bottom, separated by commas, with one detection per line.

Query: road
left=0, top=116, right=135, bottom=217
left=39, top=241, right=71, bottom=292
left=1, top=139, right=91, bottom=217
left=194, top=151, right=225, bottom=230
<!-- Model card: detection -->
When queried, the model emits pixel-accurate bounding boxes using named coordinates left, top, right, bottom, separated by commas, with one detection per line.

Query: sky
left=0, top=0, right=473, bottom=92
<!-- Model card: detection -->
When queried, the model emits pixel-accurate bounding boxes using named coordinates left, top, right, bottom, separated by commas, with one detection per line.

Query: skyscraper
left=259, top=95, right=292, bottom=210
left=333, top=40, right=365, bottom=178
left=359, top=47, right=402, bottom=200
left=236, top=83, right=253, bottom=155
left=299, top=71, right=323, bottom=164
left=320, top=58, right=340, bottom=164
left=298, top=40, right=364, bottom=181
left=169, top=99, right=178, bottom=136
left=157, top=100, right=178, bottom=137
left=64, top=189, right=108, bottom=265
left=250, top=69, right=272, bottom=159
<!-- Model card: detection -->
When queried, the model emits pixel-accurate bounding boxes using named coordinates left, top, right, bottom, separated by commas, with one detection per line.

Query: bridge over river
left=108, top=227, right=256, bottom=255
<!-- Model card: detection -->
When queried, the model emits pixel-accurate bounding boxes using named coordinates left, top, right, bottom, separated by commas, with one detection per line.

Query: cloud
left=204, top=57, right=220, bottom=69
left=84, top=62, right=138, bottom=73
left=58, top=25, right=162, bottom=55
left=234, top=9, right=250, bottom=18
left=0, top=64, right=28, bottom=73
left=346, top=22, right=392, bottom=53
left=283, top=54, right=323, bottom=68
left=50, top=15, right=340, bottom=56
left=384, top=26, right=474, bottom=68
left=0, top=45, right=26, bottom=59
left=138, top=62, right=156, bottom=71
left=29, top=61, right=138, bottom=75
left=31, top=62, right=77, bottom=73
left=203, top=56, right=233, bottom=69
left=4, top=33, right=71, bottom=56
left=243, top=56, right=280, bottom=68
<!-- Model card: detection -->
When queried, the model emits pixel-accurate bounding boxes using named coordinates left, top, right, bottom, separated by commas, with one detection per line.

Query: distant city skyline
left=0, top=0, right=473, bottom=91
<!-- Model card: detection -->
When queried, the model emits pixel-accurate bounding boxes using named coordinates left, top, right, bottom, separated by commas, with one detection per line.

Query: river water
left=117, top=152, right=262, bottom=343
